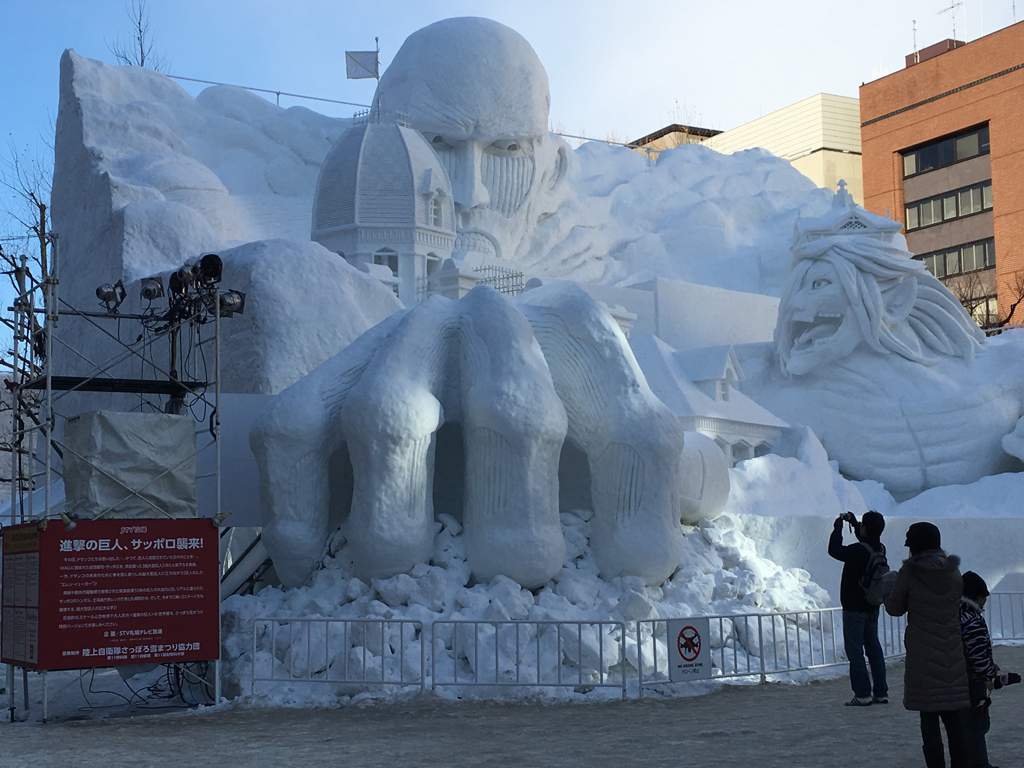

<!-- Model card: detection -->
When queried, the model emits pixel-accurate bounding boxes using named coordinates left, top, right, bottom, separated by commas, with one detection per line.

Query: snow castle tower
left=312, top=117, right=456, bottom=303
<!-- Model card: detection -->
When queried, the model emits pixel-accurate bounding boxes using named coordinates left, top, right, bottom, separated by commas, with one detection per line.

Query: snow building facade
left=312, top=116, right=456, bottom=304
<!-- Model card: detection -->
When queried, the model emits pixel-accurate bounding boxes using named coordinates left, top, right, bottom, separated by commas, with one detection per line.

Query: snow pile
left=222, top=508, right=828, bottom=704
left=721, top=432, right=1024, bottom=601
left=519, top=142, right=832, bottom=295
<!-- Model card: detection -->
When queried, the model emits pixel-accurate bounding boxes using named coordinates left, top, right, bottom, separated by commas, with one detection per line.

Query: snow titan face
left=775, top=235, right=983, bottom=377
left=372, top=17, right=569, bottom=263
left=251, top=283, right=695, bottom=589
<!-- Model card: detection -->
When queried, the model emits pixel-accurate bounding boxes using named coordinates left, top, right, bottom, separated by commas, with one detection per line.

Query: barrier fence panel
left=430, top=620, right=627, bottom=698
left=251, top=618, right=425, bottom=695
left=637, top=608, right=909, bottom=694
left=987, top=593, right=1024, bottom=641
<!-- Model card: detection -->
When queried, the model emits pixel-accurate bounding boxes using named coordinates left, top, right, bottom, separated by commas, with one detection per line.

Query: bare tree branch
left=109, top=0, right=165, bottom=71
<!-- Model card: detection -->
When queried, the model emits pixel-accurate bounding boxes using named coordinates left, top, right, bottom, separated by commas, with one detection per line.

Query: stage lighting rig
left=96, top=280, right=127, bottom=313
left=197, top=253, right=223, bottom=286
left=140, top=276, right=165, bottom=302
left=218, top=290, right=245, bottom=317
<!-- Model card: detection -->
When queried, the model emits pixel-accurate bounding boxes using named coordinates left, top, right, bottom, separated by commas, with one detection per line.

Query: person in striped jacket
left=959, top=571, right=1020, bottom=768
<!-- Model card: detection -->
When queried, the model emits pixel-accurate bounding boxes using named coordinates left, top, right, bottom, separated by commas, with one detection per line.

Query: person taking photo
left=828, top=510, right=889, bottom=706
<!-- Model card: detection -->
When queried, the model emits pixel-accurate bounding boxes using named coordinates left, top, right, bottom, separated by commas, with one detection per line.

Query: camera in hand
left=994, top=671, right=1021, bottom=689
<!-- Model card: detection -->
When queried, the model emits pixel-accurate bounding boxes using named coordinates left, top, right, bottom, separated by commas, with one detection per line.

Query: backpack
left=858, top=541, right=891, bottom=607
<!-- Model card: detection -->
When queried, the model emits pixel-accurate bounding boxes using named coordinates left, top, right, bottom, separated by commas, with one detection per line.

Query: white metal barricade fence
left=248, top=595, right=1024, bottom=700
left=430, top=620, right=628, bottom=698
left=250, top=618, right=425, bottom=695
left=637, top=608, right=908, bottom=694
left=987, top=593, right=1024, bottom=641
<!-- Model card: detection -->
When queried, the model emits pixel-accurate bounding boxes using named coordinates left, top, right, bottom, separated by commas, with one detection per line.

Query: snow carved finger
left=518, top=282, right=685, bottom=584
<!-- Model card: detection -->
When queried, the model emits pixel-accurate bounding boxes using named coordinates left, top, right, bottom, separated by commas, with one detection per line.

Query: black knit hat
left=962, top=571, right=990, bottom=599
left=905, top=521, right=941, bottom=553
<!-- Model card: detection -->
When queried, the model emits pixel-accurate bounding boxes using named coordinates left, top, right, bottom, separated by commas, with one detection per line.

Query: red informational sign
left=1, top=518, right=219, bottom=670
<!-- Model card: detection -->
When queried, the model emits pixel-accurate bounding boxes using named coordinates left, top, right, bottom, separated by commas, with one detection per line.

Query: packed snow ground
left=5, top=647, right=1024, bottom=768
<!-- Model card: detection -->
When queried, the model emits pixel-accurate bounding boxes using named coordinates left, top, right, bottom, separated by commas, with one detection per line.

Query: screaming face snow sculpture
left=742, top=184, right=1023, bottom=497
left=252, top=283, right=690, bottom=589
left=372, top=17, right=569, bottom=263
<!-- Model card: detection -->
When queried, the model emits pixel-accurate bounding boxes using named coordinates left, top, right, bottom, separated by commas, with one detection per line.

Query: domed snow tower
left=312, top=118, right=456, bottom=303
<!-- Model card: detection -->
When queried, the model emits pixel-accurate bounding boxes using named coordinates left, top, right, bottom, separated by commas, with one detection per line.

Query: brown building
left=859, top=21, right=1024, bottom=328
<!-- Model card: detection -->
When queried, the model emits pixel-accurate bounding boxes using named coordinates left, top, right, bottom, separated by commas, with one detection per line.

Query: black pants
left=920, top=710, right=969, bottom=768
left=967, top=704, right=991, bottom=768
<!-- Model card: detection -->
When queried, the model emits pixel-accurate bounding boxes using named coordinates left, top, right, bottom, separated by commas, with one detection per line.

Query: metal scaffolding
left=2, top=232, right=232, bottom=721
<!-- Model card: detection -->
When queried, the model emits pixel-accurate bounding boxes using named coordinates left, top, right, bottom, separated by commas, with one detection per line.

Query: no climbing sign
left=667, top=617, right=712, bottom=681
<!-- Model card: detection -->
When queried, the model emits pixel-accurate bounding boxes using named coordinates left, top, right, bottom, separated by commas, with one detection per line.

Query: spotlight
left=96, top=279, right=127, bottom=313
left=218, top=289, right=246, bottom=317
left=60, top=511, right=78, bottom=532
left=168, top=266, right=195, bottom=297
left=140, top=276, right=165, bottom=302
left=198, top=253, right=223, bottom=286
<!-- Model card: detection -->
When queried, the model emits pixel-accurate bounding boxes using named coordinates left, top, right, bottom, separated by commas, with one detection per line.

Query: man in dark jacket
left=885, top=521, right=970, bottom=768
left=828, top=510, right=888, bottom=706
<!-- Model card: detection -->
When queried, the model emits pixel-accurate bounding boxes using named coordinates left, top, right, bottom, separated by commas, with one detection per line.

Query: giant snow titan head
left=775, top=234, right=984, bottom=377
left=372, top=17, right=569, bottom=262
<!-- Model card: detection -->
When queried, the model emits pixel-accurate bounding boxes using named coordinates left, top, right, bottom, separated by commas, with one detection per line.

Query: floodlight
left=96, top=280, right=127, bottom=313
left=60, top=511, right=78, bottom=532
left=218, top=289, right=246, bottom=317
left=169, top=266, right=195, bottom=296
left=140, top=276, right=165, bottom=302
left=198, top=253, right=223, bottom=285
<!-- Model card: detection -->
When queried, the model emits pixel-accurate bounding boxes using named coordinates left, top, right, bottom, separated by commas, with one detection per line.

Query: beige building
left=630, top=93, right=864, bottom=202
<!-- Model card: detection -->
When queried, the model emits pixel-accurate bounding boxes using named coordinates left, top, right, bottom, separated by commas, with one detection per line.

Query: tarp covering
left=63, top=411, right=197, bottom=519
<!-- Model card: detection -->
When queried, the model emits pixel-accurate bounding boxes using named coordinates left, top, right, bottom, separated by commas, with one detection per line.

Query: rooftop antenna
left=938, top=0, right=964, bottom=40
left=913, top=19, right=920, bottom=63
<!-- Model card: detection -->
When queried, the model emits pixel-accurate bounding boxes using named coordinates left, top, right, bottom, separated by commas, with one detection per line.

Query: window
left=970, top=296, right=999, bottom=328
left=916, top=238, right=995, bottom=279
left=901, top=124, right=990, bottom=178
left=373, top=249, right=399, bottom=275
left=942, top=194, right=957, bottom=220
left=431, top=197, right=443, bottom=227
left=960, top=243, right=980, bottom=272
left=905, top=180, right=993, bottom=231
left=906, top=206, right=919, bottom=230
left=945, top=250, right=960, bottom=276
left=959, top=187, right=982, bottom=216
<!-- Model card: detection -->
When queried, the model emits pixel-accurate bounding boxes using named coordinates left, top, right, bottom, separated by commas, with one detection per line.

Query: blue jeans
left=843, top=609, right=887, bottom=699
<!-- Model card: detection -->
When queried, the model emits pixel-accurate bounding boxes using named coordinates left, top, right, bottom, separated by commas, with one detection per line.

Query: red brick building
left=860, top=21, right=1024, bottom=328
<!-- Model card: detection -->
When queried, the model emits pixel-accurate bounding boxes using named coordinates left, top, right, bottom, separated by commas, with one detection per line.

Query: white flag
left=346, top=51, right=379, bottom=79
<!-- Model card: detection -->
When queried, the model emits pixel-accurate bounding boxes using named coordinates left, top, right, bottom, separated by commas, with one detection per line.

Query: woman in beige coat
left=885, top=521, right=971, bottom=768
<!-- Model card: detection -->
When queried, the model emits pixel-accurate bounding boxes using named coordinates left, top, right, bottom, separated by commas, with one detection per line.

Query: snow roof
left=793, top=180, right=903, bottom=248
left=631, top=333, right=788, bottom=429
left=676, top=345, right=743, bottom=383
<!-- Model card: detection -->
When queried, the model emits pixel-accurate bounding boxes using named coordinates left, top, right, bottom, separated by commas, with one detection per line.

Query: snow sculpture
left=252, top=283, right=689, bottom=589
left=370, top=17, right=570, bottom=263
left=740, top=183, right=1023, bottom=497
left=311, top=120, right=456, bottom=304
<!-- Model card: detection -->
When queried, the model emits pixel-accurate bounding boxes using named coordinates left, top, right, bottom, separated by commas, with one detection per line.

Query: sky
left=0, top=0, right=1020, bottom=249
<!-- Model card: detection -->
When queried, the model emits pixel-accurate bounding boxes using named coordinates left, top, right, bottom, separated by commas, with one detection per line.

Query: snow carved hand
left=252, top=282, right=691, bottom=589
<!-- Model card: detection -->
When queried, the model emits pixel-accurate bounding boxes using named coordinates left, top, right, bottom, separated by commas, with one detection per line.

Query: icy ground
left=4, top=647, right=1023, bottom=768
